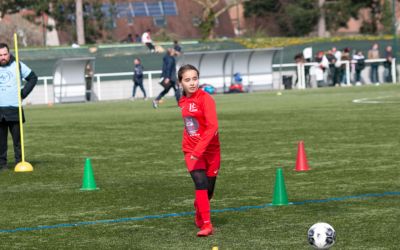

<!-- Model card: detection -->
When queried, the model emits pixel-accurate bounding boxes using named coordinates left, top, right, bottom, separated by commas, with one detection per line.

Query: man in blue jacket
left=152, top=48, right=180, bottom=108
left=0, top=43, right=37, bottom=170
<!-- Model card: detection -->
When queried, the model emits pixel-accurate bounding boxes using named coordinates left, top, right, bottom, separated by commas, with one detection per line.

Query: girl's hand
left=190, top=155, right=198, bottom=160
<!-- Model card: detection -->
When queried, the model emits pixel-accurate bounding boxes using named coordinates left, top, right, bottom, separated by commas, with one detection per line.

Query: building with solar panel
left=81, top=0, right=235, bottom=41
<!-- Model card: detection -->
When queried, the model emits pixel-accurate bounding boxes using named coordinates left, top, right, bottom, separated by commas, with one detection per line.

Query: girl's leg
left=207, top=176, right=217, bottom=200
left=190, top=170, right=213, bottom=236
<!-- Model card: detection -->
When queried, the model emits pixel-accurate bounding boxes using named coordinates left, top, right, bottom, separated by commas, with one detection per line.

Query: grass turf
left=0, top=85, right=399, bottom=249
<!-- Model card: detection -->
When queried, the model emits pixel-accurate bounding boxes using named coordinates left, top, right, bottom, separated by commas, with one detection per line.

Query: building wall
left=108, top=0, right=235, bottom=40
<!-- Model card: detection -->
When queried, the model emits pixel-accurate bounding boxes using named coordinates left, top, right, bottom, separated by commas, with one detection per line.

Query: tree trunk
left=75, top=0, right=85, bottom=45
left=317, top=0, right=326, bottom=37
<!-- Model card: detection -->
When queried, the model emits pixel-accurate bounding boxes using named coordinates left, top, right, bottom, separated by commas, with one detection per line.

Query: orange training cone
left=294, top=141, right=310, bottom=171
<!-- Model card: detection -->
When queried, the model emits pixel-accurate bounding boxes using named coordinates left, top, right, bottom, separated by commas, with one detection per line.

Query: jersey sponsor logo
left=184, top=116, right=199, bottom=136
left=188, top=102, right=198, bottom=112
left=0, top=70, right=12, bottom=85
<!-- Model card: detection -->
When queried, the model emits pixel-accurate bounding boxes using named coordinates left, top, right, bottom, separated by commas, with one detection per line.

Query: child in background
left=132, top=58, right=147, bottom=100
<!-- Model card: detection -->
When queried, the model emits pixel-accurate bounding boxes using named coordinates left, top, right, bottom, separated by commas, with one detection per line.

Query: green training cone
left=272, top=168, right=289, bottom=206
left=80, top=158, right=99, bottom=191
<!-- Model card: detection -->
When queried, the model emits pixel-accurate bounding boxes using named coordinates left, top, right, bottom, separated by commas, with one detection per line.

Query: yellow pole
left=13, top=33, right=33, bottom=172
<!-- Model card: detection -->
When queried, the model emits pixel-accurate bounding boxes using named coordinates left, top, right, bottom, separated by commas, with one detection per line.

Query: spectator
left=294, top=53, right=306, bottom=88
left=123, top=33, right=133, bottom=43
left=141, top=29, right=155, bottom=53
left=368, top=43, right=380, bottom=85
left=134, top=34, right=141, bottom=43
left=353, top=50, right=365, bottom=86
left=0, top=43, right=37, bottom=170
left=312, top=51, right=329, bottom=87
left=132, top=58, right=147, bottom=100
left=383, top=45, right=393, bottom=83
left=340, top=48, right=351, bottom=86
left=85, top=63, right=94, bottom=101
left=333, top=47, right=342, bottom=86
left=152, top=48, right=180, bottom=108
left=173, top=40, right=182, bottom=56
left=325, top=49, right=337, bottom=86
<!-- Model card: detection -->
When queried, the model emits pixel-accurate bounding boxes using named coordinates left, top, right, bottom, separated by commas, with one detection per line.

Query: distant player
left=178, top=64, right=220, bottom=237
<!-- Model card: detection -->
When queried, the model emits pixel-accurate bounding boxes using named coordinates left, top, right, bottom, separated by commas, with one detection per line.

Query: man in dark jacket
left=152, top=48, right=180, bottom=108
left=0, top=43, right=37, bottom=170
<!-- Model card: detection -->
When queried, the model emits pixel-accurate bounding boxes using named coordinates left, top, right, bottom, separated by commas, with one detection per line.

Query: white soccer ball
left=307, top=222, right=336, bottom=249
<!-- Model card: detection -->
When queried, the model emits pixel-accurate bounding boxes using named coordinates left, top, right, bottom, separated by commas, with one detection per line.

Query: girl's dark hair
left=178, top=64, right=199, bottom=82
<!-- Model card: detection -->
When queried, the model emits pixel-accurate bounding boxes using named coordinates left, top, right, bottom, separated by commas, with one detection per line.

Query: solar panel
left=99, top=1, right=178, bottom=19
left=162, top=1, right=178, bottom=16
left=115, top=3, right=131, bottom=18
left=132, top=2, right=148, bottom=16
left=147, top=2, right=163, bottom=16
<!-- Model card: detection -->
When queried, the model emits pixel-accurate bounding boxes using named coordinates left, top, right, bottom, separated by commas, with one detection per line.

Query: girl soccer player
left=178, top=64, right=220, bottom=237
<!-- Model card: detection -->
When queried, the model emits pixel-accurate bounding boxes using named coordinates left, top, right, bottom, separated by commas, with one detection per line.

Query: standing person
left=178, top=64, right=220, bottom=237
left=353, top=50, right=365, bottom=85
left=383, top=45, right=393, bottom=83
left=0, top=43, right=37, bottom=170
left=85, top=63, right=94, bottom=101
left=368, top=43, right=380, bottom=85
left=312, top=51, right=329, bottom=87
left=173, top=40, right=182, bottom=56
left=340, top=48, right=351, bottom=86
left=141, top=29, right=155, bottom=53
left=152, top=48, right=180, bottom=108
left=325, top=49, right=336, bottom=86
left=132, top=58, right=147, bottom=100
left=134, top=34, right=141, bottom=43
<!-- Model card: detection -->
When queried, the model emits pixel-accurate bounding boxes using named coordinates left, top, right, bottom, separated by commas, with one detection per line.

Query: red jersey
left=178, top=89, right=220, bottom=158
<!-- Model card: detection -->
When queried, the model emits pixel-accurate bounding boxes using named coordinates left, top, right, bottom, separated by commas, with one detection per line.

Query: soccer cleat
left=194, top=202, right=203, bottom=228
left=197, top=223, right=213, bottom=237
left=152, top=100, right=158, bottom=109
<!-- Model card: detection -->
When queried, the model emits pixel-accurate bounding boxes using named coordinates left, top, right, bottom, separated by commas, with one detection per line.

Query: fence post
left=345, top=61, right=350, bottom=85
left=148, top=72, right=153, bottom=98
left=44, top=78, right=49, bottom=104
left=301, top=63, right=306, bottom=89
left=392, top=58, right=397, bottom=83
left=296, top=63, right=301, bottom=89
left=96, top=75, right=102, bottom=101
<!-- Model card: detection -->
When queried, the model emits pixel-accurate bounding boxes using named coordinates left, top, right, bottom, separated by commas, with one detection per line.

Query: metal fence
left=24, top=58, right=397, bottom=105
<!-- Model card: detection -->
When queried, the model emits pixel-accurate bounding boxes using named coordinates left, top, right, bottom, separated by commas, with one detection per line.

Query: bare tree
left=193, top=0, right=237, bottom=39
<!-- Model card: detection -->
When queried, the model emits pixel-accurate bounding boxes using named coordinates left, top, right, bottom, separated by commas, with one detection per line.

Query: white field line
left=352, top=96, right=400, bottom=104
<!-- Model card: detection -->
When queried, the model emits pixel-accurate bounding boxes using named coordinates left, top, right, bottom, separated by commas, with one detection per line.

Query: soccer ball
left=307, top=222, right=336, bottom=249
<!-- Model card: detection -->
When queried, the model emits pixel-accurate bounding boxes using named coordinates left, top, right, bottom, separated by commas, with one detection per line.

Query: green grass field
left=0, top=85, right=399, bottom=249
